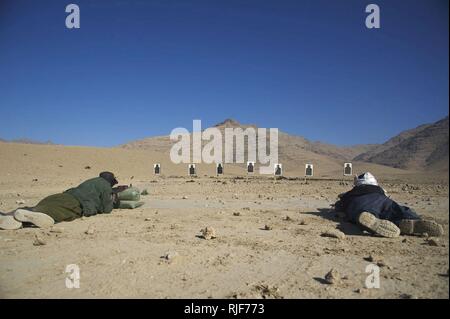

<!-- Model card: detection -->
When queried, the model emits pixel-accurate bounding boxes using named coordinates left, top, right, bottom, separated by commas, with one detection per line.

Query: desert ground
left=0, top=142, right=448, bottom=298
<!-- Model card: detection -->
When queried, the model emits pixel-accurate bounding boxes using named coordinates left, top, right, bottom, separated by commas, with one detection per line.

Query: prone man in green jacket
left=0, top=172, right=121, bottom=230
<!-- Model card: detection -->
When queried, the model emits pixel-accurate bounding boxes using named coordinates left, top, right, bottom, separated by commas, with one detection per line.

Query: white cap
left=354, top=172, right=378, bottom=187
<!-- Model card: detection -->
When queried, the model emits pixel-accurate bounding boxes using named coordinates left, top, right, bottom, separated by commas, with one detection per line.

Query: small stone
left=145, top=218, right=152, bottom=221
left=33, top=235, right=46, bottom=246
left=299, top=220, right=308, bottom=225
left=200, top=227, right=216, bottom=240
left=141, top=189, right=149, bottom=195
left=84, top=166, right=91, bottom=169
left=283, top=216, right=292, bottom=221
left=15, top=200, right=26, bottom=205
left=254, top=284, right=281, bottom=299
left=427, top=238, right=440, bottom=246
left=321, top=229, right=346, bottom=240
left=161, top=251, right=179, bottom=262
left=233, top=212, right=241, bottom=216
left=324, top=269, right=340, bottom=285
left=364, top=254, right=383, bottom=264
left=182, top=196, right=188, bottom=199
left=50, top=226, right=64, bottom=233
left=263, top=225, right=272, bottom=231
left=85, top=226, right=95, bottom=235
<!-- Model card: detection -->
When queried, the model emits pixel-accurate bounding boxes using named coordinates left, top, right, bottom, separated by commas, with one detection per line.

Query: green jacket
left=64, top=177, right=114, bottom=217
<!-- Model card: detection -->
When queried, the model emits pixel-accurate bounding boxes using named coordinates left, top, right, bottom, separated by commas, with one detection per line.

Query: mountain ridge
left=119, top=116, right=449, bottom=172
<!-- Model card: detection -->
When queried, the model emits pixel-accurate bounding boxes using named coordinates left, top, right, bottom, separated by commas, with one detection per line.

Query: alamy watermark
left=65, top=264, right=80, bottom=288
left=365, top=263, right=380, bottom=289
left=65, top=4, right=80, bottom=29
left=365, top=4, right=380, bottom=29
left=65, top=3, right=379, bottom=30
left=169, top=120, right=278, bottom=174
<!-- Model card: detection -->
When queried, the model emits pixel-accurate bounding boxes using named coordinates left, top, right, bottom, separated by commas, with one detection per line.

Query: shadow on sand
left=303, top=208, right=371, bottom=237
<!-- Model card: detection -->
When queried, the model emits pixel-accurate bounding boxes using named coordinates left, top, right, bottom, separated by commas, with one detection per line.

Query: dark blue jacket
left=335, top=185, right=419, bottom=224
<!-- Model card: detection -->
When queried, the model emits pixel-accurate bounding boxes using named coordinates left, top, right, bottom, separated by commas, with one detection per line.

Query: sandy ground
left=0, top=175, right=448, bottom=299
left=0, top=142, right=448, bottom=298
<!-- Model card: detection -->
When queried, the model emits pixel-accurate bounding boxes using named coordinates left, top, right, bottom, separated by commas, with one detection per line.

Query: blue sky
left=0, top=0, right=448, bottom=147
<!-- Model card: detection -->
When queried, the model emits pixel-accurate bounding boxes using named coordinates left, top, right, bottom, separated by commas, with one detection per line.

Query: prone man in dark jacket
left=334, top=172, right=444, bottom=238
left=0, top=172, right=122, bottom=230
left=65, top=172, right=117, bottom=217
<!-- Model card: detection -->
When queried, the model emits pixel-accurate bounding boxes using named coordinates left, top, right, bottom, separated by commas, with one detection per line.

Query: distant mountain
left=213, top=119, right=379, bottom=161
left=120, top=117, right=448, bottom=172
left=354, top=123, right=431, bottom=162
left=0, top=138, right=54, bottom=145
left=354, top=116, right=449, bottom=171
left=120, top=118, right=377, bottom=166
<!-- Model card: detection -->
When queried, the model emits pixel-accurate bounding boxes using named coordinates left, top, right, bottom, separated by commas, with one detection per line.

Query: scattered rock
left=427, top=238, right=440, bottom=246
left=364, top=254, right=384, bottom=263
left=263, top=225, right=272, bottom=231
left=233, top=212, right=241, bottom=216
left=283, top=216, right=292, bottom=221
left=161, top=251, right=179, bottom=262
left=84, top=166, right=91, bottom=170
left=321, top=229, right=346, bottom=240
left=85, top=226, right=95, bottom=235
left=200, top=227, right=216, bottom=240
left=33, top=235, right=46, bottom=246
left=15, top=200, right=26, bottom=205
left=324, top=269, right=340, bottom=285
left=50, top=226, right=64, bottom=233
left=298, top=220, right=308, bottom=226
left=144, top=217, right=152, bottom=221
left=182, top=196, right=188, bottom=199
left=254, top=284, right=282, bottom=299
